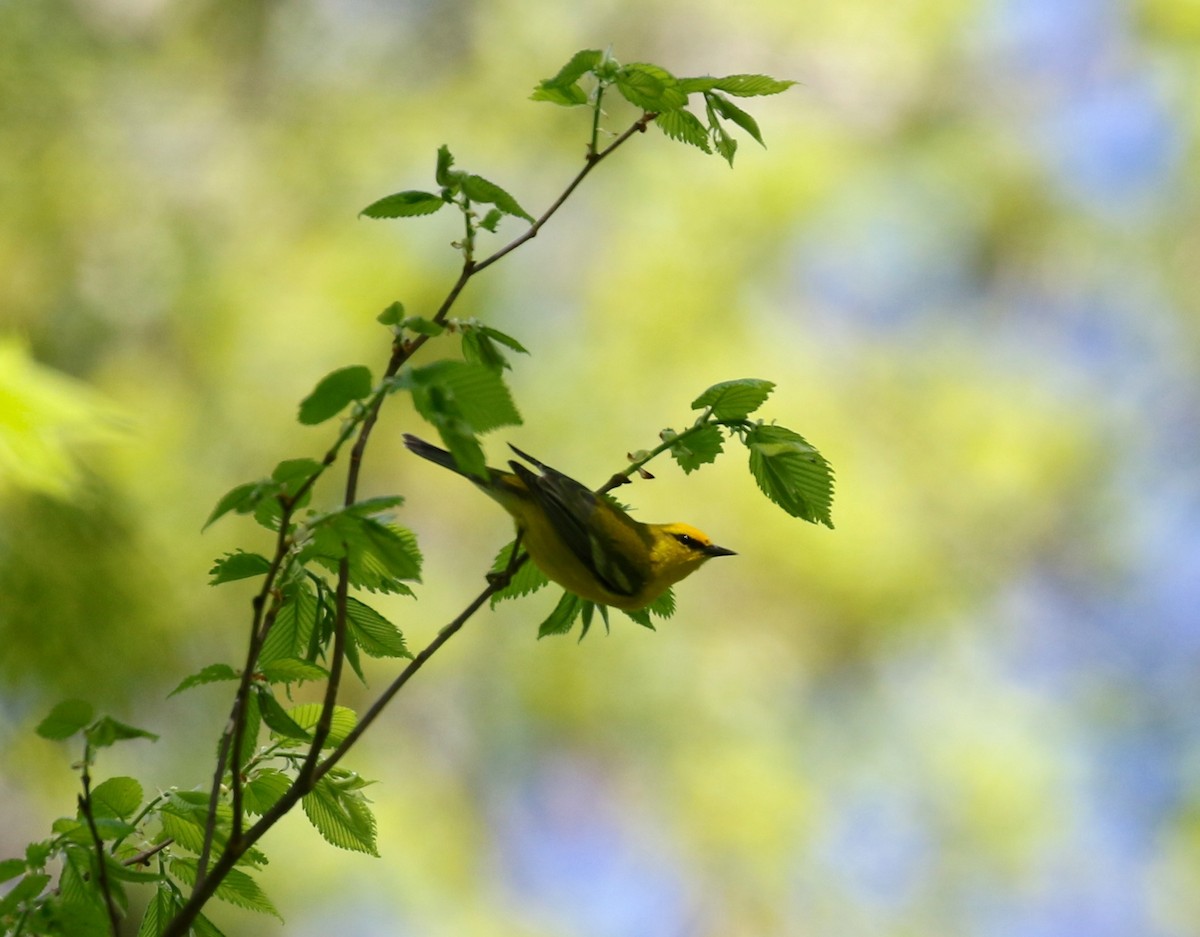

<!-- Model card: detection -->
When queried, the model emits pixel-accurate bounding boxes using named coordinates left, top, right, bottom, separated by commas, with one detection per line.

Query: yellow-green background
left=3, top=0, right=1200, bottom=934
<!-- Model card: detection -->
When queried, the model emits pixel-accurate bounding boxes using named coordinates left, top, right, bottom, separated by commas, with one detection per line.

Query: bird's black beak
left=704, top=544, right=737, bottom=557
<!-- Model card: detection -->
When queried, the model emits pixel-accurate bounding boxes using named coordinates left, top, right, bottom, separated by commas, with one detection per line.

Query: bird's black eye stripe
left=673, top=532, right=701, bottom=549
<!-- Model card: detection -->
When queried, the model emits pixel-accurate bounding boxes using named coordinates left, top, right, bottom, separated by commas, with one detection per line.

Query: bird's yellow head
left=647, top=522, right=736, bottom=589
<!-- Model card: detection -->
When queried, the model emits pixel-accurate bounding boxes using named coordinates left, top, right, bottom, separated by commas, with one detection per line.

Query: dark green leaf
left=479, top=208, right=503, bottom=232
left=359, top=190, right=445, bottom=219
left=537, top=591, right=584, bottom=638
left=461, top=329, right=507, bottom=372
left=655, top=109, right=712, bottom=152
left=243, top=769, right=292, bottom=816
left=302, top=775, right=379, bottom=856
left=713, top=121, right=737, bottom=166
left=169, top=662, right=239, bottom=697
left=305, top=511, right=422, bottom=593
left=746, top=424, right=835, bottom=528
left=90, top=777, right=142, bottom=820
left=86, top=717, right=158, bottom=749
left=435, top=144, right=458, bottom=187
left=259, top=657, right=328, bottom=684
left=401, top=316, right=444, bottom=336
left=36, top=699, right=94, bottom=740
left=376, top=301, right=405, bottom=325
left=297, top=365, right=373, bottom=426
left=669, top=424, right=724, bottom=473
left=256, top=685, right=311, bottom=741
left=461, top=174, right=534, bottom=222
left=193, top=913, right=229, bottom=937
left=489, top=540, right=550, bottom=606
left=236, top=690, right=261, bottom=770
left=169, top=858, right=281, bottom=919
left=26, top=840, right=53, bottom=867
left=208, top=550, right=271, bottom=585
left=691, top=378, right=775, bottom=419
left=271, top=458, right=321, bottom=490
left=0, top=872, right=51, bottom=916
left=345, top=597, right=411, bottom=659
left=615, top=63, right=687, bottom=112
left=707, top=91, right=765, bottom=146
left=0, top=858, right=27, bottom=884
left=204, top=480, right=269, bottom=530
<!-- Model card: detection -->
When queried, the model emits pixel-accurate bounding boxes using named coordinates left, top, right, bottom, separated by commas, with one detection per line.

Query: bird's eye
left=674, top=532, right=699, bottom=548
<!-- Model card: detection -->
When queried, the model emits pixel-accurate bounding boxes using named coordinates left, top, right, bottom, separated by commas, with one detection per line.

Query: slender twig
left=471, top=112, right=655, bottom=275
left=123, top=839, right=173, bottom=868
left=78, top=749, right=120, bottom=936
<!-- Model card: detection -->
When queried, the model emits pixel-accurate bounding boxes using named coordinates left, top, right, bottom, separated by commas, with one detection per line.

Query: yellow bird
left=403, top=434, right=735, bottom=610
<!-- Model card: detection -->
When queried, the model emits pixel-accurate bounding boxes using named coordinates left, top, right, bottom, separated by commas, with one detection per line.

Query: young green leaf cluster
left=5, top=49, right=824, bottom=937
left=531, top=48, right=795, bottom=165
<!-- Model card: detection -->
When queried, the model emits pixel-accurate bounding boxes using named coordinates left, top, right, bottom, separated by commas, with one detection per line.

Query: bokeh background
left=3, top=0, right=1200, bottom=934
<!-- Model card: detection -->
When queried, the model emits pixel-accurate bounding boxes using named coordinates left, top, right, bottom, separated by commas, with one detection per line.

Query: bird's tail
left=402, top=434, right=467, bottom=475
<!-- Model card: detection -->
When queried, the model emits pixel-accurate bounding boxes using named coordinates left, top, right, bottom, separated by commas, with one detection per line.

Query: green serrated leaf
left=746, top=424, right=835, bottom=528
left=286, top=703, right=357, bottom=748
left=257, top=685, right=311, bottom=741
left=271, top=457, right=321, bottom=490
left=542, top=48, right=603, bottom=89
left=137, top=884, right=181, bottom=937
left=259, top=582, right=318, bottom=664
left=0, top=858, right=27, bottom=884
left=461, top=174, right=534, bottom=222
left=297, top=365, right=373, bottom=426
left=707, top=91, right=765, bottom=146
left=691, top=378, right=775, bottom=419
left=301, top=775, right=379, bottom=856
left=615, top=63, right=687, bottom=112
left=36, top=699, right=94, bottom=740
left=86, top=717, right=158, bottom=749
left=0, top=871, right=51, bottom=916
left=710, top=74, right=796, bottom=97
left=531, top=49, right=601, bottom=105
left=236, top=690, right=261, bottom=770
left=89, top=777, right=143, bottom=820
left=461, top=329, right=508, bottom=372
left=345, top=597, right=411, bottom=659
left=209, top=550, right=272, bottom=585
left=359, top=190, right=445, bottom=219
left=410, top=360, right=523, bottom=436
left=714, top=123, right=737, bottom=166
left=204, top=480, right=269, bottom=530
left=243, top=769, right=292, bottom=816
left=169, top=663, right=239, bottom=697
left=170, top=858, right=281, bottom=919
left=530, top=82, right=589, bottom=106
left=304, top=511, right=422, bottom=593
left=489, top=540, right=550, bottom=606
left=259, top=657, right=328, bottom=684
left=537, top=591, right=584, bottom=638
left=655, top=109, right=712, bottom=152
left=670, top=424, right=725, bottom=474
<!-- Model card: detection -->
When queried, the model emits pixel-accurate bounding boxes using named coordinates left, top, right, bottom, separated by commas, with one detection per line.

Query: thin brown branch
left=78, top=756, right=121, bottom=936
left=472, top=113, right=655, bottom=275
